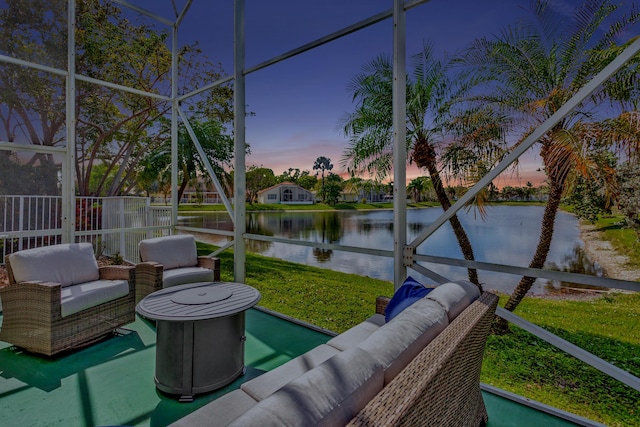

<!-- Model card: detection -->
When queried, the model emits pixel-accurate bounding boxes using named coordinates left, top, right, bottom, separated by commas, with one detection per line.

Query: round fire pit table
left=136, top=281, right=261, bottom=402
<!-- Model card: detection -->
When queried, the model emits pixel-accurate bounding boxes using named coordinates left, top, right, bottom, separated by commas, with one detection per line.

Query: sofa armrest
left=375, top=296, right=391, bottom=315
left=197, top=255, right=221, bottom=281
left=135, top=261, right=163, bottom=304
left=349, top=291, right=499, bottom=427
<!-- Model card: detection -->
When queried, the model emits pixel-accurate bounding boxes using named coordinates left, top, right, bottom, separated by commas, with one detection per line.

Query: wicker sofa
left=170, top=281, right=499, bottom=427
left=135, top=235, right=221, bottom=304
left=0, top=243, right=136, bottom=356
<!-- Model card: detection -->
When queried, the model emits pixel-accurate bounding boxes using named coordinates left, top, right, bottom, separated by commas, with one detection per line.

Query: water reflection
left=179, top=206, right=603, bottom=295
left=544, top=245, right=607, bottom=292
left=313, top=247, right=333, bottom=263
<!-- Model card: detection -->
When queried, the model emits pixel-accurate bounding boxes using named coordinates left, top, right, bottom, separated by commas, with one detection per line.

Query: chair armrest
left=376, top=296, right=391, bottom=315
left=197, top=256, right=221, bottom=281
left=100, top=265, right=135, bottom=298
left=135, top=261, right=163, bottom=304
left=99, top=265, right=135, bottom=282
left=0, top=280, right=62, bottom=319
left=4, top=254, right=15, bottom=284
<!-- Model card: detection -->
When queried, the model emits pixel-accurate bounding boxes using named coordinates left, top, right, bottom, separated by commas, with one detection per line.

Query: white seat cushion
left=139, top=235, right=197, bottom=270
left=168, top=389, right=258, bottom=427
left=61, top=279, right=130, bottom=317
left=326, top=314, right=385, bottom=351
left=229, top=347, right=384, bottom=427
left=162, top=267, right=215, bottom=288
left=9, top=243, right=99, bottom=287
left=356, top=298, right=448, bottom=384
left=241, top=344, right=340, bottom=401
left=425, top=280, right=481, bottom=321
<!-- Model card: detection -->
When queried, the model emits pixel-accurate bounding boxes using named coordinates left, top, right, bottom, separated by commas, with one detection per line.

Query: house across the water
left=257, top=182, right=314, bottom=204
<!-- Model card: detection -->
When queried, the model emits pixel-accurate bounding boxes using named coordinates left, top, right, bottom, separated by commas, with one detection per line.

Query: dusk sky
left=131, top=0, right=636, bottom=187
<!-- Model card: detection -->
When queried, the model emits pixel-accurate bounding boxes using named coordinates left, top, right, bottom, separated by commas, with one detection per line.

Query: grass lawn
left=196, top=242, right=640, bottom=427
left=483, top=294, right=640, bottom=427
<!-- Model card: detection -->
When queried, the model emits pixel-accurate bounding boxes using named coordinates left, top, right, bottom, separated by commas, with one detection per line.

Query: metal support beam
left=233, top=0, right=247, bottom=283
left=0, top=141, right=66, bottom=154
left=111, top=0, right=174, bottom=27
left=413, top=253, right=640, bottom=292
left=392, top=0, right=407, bottom=291
left=410, top=262, right=450, bottom=284
left=170, top=23, right=179, bottom=230
left=63, top=0, right=77, bottom=243
left=243, top=0, right=434, bottom=76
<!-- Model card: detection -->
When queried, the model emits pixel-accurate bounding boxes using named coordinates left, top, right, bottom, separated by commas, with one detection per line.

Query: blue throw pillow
left=384, top=276, right=433, bottom=322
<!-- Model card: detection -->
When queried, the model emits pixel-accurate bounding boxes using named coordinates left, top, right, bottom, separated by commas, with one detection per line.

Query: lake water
left=178, top=205, right=603, bottom=295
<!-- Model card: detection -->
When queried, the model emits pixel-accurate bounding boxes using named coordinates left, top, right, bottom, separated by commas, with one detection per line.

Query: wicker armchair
left=135, top=234, right=220, bottom=304
left=0, top=243, right=136, bottom=356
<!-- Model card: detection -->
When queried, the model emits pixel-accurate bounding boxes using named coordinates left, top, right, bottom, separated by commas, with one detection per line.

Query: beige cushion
left=426, top=280, right=480, bottom=321
left=326, top=314, right=385, bottom=351
left=357, top=298, right=448, bottom=383
left=139, top=235, right=197, bottom=270
left=163, top=267, right=215, bottom=288
left=61, top=279, right=130, bottom=317
left=9, top=243, right=99, bottom=287
left=168, top=389, right=258, bottom=427
left=229, top=347, right=384, bottom=427
left=241, top=344, right=340, bottom=401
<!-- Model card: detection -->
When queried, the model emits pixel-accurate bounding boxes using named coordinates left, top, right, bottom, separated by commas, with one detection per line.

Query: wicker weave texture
left=0, top=255, right=136, bottom=356
left=348, top=291, right=498, bottom=427
left=376, top=296, right=391, bottom=316
left=134, top=255, right=221, bottom=304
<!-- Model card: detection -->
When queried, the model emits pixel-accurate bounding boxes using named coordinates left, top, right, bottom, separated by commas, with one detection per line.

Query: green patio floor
left=0, top=309, right=592, bottom=426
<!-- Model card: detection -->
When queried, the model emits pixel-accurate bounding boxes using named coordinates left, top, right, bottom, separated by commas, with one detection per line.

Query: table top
left=136, top=282, right=261, bottom=321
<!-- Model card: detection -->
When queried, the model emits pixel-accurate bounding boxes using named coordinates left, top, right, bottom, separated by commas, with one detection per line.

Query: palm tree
left=343, top=176, right=365, bottom=202
left=407, top=176, right=432, bottom=202
left=464, top=0, right=640, bottom=331
left=313, top=156, right=333, bottom=203
left=341, top=43, right=509, bottom=289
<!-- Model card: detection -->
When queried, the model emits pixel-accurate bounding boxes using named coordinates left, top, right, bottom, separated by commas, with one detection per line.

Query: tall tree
left=245, top=166, right=276, bottom=203
left=341, top=44, right=509, bottom=289
left=297, top=173, right=318, bottom=191
left=276, top=168, right=316, bottom=189
left=0, top=0, right=233, bottom=197
left=323, top=172, right=344, bottom=205
left=141, top=119, right=234, bottom=202
left=464, top=0, right=640, bottom=331
left=74, top=0, right=232, bottom=196
left=0, top=0, right=67, bottom=194
left=313, top=156, right=333, bottom=203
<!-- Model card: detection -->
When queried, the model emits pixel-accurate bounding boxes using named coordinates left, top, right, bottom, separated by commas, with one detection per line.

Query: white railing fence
left=1, top=196, right=172, bottom=264
left=0, top=195, right=63, bottom=256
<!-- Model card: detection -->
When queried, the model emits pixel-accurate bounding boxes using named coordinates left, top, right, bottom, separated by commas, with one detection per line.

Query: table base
left=154, top=312, right=246, bottom=401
